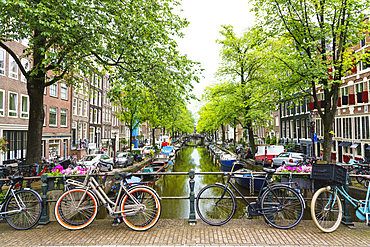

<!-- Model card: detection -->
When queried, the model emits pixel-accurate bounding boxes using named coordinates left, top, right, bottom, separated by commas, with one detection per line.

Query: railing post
left=0, top=169, right=3, bottom=193
left=39, top=174, right=50, bottom=225
left=112, top=172, right=120, bottom=225
left=188, top=169, right=196, bottom=224
left=341, top=183, right=354, bottom=226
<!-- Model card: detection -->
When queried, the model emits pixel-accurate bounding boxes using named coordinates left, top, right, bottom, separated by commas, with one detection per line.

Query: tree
left=251, top=0, right=370, bottom=161
left=0, top=0, right=200, bottom=164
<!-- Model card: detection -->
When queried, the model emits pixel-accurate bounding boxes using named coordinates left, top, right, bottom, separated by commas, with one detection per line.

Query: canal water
left=152, top=146, right=252, bottom=219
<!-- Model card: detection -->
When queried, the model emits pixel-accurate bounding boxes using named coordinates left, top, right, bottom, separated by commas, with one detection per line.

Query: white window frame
left=60, top=109, right=67, bottom=127
left=20, top=94, right=29, bottom=119
left=8, top=55, right=18, bottom=79
left=78, top=99, right=82, bottom=116
left=50, top=83, right=58, bottom=97
left=21, top=58, right=30, bottom=82
left=0, top=49, right=6, bottom=76
left=61, top=82, right=68, bottom=100
left=73, top=98, right=77, bottom=115
left=43, top=105, right=46, bottom=126
left=84, top=101, right=88, bottom=117
left=49, top=106, right=57, bottom=127
left=0, top=89, right=4, bottom=117
left=341, top=86, right=348, bottom=96
left=8, top=91, right=18, bottom=117
left=94, top=109, right=97, bottom=124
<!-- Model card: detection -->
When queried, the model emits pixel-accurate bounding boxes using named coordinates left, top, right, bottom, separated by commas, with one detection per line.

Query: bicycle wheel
left=196, top=184, right=236, bottom=226
left=261, top=185, right=304, bottom=229
left=356, top=168, right=370, bottom=186
left=121, top=186, right=161, bottom=231
left=4, top=189, right=42, bottom=230
left=311, top=186, right=342, bottom=233
left=55, top=189, right=98, bottom=230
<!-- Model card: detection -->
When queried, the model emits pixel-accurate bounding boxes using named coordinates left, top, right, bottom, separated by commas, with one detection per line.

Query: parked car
left=271, top=152, right=306, bottom=167
left=255, top=145, right=285, bottom=166
left=143, top=146, right=155, bottom=156
left=111, top=152, right=135, bottom=168
left=77, top=154, right=113, bottom=171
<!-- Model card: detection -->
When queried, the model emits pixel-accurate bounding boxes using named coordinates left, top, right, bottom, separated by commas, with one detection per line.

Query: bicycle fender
left=127, top=185, right=161, bottom=200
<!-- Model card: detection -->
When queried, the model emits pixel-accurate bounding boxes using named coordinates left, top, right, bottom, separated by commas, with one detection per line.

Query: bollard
left=112, top=172, right=120, bottom=225
left=39, top=174, right=50, bottom=225
left=341, top=183, right=354, bottom=226
left=188, top=169, right=196, bottom=224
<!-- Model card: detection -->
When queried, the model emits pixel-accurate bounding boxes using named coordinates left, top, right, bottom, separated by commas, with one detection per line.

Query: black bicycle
left=0, top=170, right=42, bottom=230
left=196, top=166, right=305, bottom=229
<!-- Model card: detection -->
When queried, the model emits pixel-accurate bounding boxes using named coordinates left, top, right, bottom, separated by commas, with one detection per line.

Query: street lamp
left=309, top=111, right=316, bottom=158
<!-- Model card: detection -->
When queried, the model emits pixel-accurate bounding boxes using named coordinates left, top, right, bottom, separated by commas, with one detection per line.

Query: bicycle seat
left=263, top=168, right=275, bottom=174
left=119, top=172, right=133, bottom=179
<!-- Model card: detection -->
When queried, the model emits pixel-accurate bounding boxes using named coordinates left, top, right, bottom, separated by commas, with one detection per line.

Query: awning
left=350, top=143, right=360, bottom=148
left=317, top=139, right=324, bottom=143
left=339, top=142, right=352, bottom=147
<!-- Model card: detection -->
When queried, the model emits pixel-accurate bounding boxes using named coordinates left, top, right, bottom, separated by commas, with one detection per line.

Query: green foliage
left=270, top=136, right=277, bottom=145
left=0, top=188, right=7, bottom=201
left=285, top=143, right=295, bottom=151
left=265, top=135, right=271, bottom=145
left=228, top=145, right=235, bottom=152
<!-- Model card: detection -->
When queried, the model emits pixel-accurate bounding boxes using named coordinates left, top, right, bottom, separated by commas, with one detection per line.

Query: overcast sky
left=174, top=0, right=256, bottom=119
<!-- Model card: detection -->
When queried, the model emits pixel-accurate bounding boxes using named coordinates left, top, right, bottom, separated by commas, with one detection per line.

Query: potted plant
left=273, top=164, right=312, bottom=189
left=47, top=165, right=90, bottom=190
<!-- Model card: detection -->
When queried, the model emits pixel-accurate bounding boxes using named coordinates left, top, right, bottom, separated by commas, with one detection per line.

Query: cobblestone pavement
left=1, top=219, right=370, bottom=247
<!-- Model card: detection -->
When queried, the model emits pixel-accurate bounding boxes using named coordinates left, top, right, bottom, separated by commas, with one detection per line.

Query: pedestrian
left=320, top=150, right=323, bottom=160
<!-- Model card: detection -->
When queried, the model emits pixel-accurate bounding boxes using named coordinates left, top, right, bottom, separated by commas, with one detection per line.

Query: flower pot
left=280, top=177, right=312, bottom=190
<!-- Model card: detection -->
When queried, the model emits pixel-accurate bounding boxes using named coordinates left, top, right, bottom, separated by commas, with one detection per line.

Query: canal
left=152, top=146, right=251, bottom=219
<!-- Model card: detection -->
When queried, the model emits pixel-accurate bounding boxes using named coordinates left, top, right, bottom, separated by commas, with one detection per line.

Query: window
left=9, top=55, right=18, bottom=79
left=0, top=49, right=5, bottom=75
left=78, top=99, right=82, bottom=116
left=49, top=107, right=57, bottom=126
left=341, top=87, right=348, bottom=96
left=61, top=82, right=68, bottom=99
left=50, top=83, right=57, bottom=97
left=83, top=123, right=87, bottom=139
left=21, top=58, right=29, bottom=82
left=361, top=38, right=366, bottom=47
left=43, top=105, right=46, bottom=126
left=21, top=95, right=29, bottom=118
left=73, top=98, right=77, bottom=115
left=103, top=108, right=105, bottom=122
left=98, top=110, right=101, bottom=124
left=90, top=108, right=93, bottom=123
left=8, top=92, right=18, bottom=117
left=94, top=109, right=97, bottom=123
left=355, top=82, right=364, bottom=93
left=84, top=101, right=88, bottom=117
left=0, top=90, right=4, bottom=116
left=60, top=109, right=67, bottom=127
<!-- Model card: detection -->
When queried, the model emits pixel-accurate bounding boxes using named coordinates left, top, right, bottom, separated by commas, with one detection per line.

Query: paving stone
left=1, top=219, right=370, bottom=246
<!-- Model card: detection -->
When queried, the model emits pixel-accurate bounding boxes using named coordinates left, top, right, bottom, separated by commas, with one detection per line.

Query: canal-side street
left=1, top=218, right=370, bottom=246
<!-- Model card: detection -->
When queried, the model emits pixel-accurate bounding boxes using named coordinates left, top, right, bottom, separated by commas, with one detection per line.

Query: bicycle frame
left=0, top=184, right=24, bottom=218
left=331, top=184, right=369, bottom=213
left=65, top=168, right=143, bottom=217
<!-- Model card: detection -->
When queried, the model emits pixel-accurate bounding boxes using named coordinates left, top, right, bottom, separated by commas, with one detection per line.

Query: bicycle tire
left=261, top=185, right=304, bottom=229
left=195, top=184, right=236, bottom=226
left=4, top=189, right=42, bottom=230
left=311, top=186, right=342, bottom=233
left=356, top=168, right=370, bottom=186
left=121, top=186, right=161, bottom=231
left=55, top=189, right=98, bottom=230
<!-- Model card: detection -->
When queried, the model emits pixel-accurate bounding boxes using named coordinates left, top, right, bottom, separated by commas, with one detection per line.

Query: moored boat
left=234, top=168, right=265, bottom=191
left=220, top=154, right=243, bottom=172
left=136, top=161, right=168, bottom=179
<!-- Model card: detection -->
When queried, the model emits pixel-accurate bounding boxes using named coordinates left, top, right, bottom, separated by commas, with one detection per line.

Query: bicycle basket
left=310, top=163, right=347, bottom=185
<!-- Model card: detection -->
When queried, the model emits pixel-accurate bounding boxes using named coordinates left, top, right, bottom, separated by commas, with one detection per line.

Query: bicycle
left=54, top=161, right=162, bottom=231
left=0, top=170, right=42, bottom=230
left=311, top=174, right=370, bottom=233
left=195, top=164, right=305, bottom=229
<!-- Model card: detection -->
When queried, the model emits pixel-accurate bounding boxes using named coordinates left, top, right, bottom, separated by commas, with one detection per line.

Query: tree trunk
left=25, top=77, right=45, bottom=165
left=233, top=118, right=236, bottom=147
left=247, top=122, right=256, bottom=158
left=129, top=127, right=133, bottom=152
left=221, top=124, right=225, bottom=142
left=152, top=127, right=156, bottom=147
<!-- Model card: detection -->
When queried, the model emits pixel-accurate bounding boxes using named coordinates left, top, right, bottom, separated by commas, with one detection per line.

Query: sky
left=174, top=0, right=256, bottom=119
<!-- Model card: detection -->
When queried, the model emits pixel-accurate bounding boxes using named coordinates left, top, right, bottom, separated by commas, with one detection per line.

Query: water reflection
left=153, top=146, right=250, bottom=219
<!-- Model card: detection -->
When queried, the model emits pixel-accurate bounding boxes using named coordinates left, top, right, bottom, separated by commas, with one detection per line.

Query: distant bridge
left=182, top=133, right=205, bottom=145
